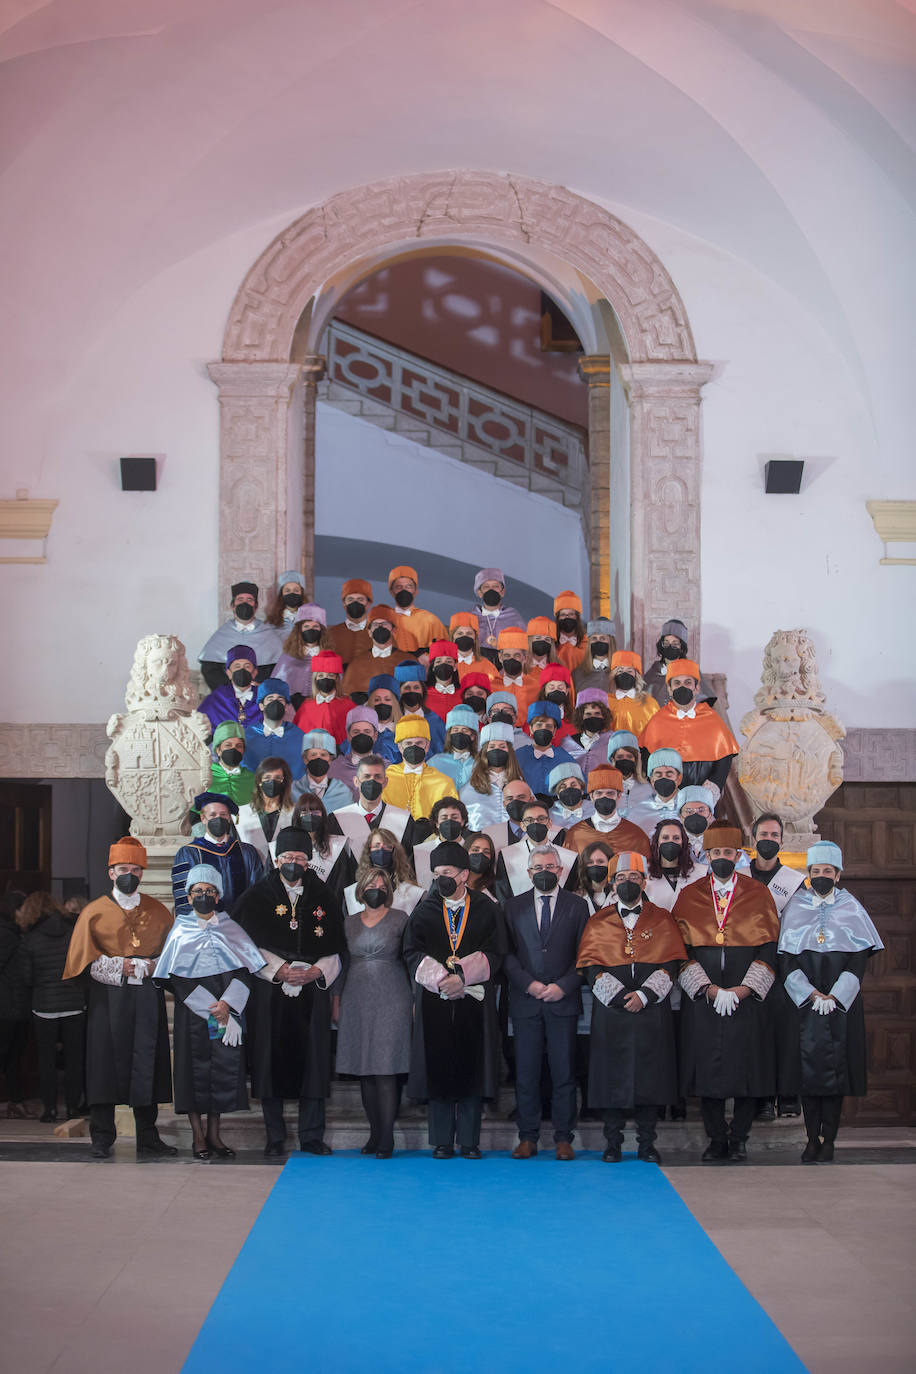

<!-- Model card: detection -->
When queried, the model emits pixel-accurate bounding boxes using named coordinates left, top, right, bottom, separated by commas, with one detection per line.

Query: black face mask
left=557, top=617, right=577, bottom=636
left=710, top=858, right=736, bottom=881
left=591, top=642, right=610, bottom=659
left=301, top=627, right=322, bottom=644
left=231, top=668, right=253, bottom=689
left=615, top=880, right=642, bottom=907
left=491, top=711, right=515, bottom=727
left=659, top=841, right=682, bottom=862
left=593, top=797, right=617, bottom=817
left=501, top=658, right=522, bottom=678
left=755, top=839, right=781, bottom=861
left=369, top=847, right=393, bottom=868
left=436, top=874, right=458, bottom=898
left=464, top=695, right=486, bottom=716
left=260, top=778, right=283, bottom=798
left=191, top=894, right=218, bottom=915
left=531, top=639, right=551, bottom=658
left=350, top=732, right=374, bottom=756
left=219, top=747, right=243, bottom=769
left=400, top=690, right=423, bottom=710
left=306, top=758, right=330, bottom=778
left=810, top=875, right=835, bottom=897
left=614, top=757, right=636, bottom=778
left=615, top=673, right=636, bottom=692
left=525, top=822, right=548, bottom=843
left=314, top=677, right=337, bottom=695
left=545, top=690, right=567, bottom=707
left=582, top=715, right=605, bottom=733
left=393, top=589, right=414, bottom=608
left=532, top=728, right=554, bottom=748
left=345, top=600, right=366, bottom=620
left=297, top=812, right=318, bottom=832
left=585, top=863, right=608, bottom=886
left=660, top=642, right=683, bottom=661
left=234, top=602, right=255, bottom=621
left=401, top=745, right=425, bottom=766
left=557, top=788, right=583, bottom=810
left=481, top=589, right=502, bottom=607
left=373, top=702, right=393, bottom=722
left=653, top=777, right=677, bottom=799
left=684, top=813, right=708, bottom=836
left=283, top=592, right=304, bottom=609
left=505, top=800, right=527, bottom=823
left=114, top=872, right=140, bottom=895
left=467, top=851, right=490, bottom=874
left=450, top=733, right=472, bottom=753
left=438, top=819, right=463, bottom=842
left=371, top=626, right=392, bottom=644
left=532, top=870, right=558, bottom=893
left=671, top=686, right=694, bottom=707
left=486, top=748, right=509, bottom=769
left=363, top=887, right=387, bottom=910
left=433, top=664, right=456, bottom=682
left=207, top=816, right=231, bottom=839
left=280, top=861, right=305, bottom=884
left=263, top=700, right=286, bottom=721
left=454, top=636, right=475, bottom=655
left=360, top=779, right=384, bottom=802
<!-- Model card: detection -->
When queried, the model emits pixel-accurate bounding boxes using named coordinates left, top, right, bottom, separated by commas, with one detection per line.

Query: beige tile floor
left=1, top=1160, right=914, bottom=1373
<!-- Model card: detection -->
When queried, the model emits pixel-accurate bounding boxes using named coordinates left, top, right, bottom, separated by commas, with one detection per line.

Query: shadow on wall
left=314, top=536, right=563, bottom=629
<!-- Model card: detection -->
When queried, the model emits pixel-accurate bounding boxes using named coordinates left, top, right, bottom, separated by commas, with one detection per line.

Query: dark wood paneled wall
left=817, top=783, right=916, bottom=1125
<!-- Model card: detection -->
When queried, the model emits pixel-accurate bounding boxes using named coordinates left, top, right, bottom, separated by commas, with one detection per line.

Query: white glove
left=281, top=981, right=302, bottom=998
left=813, top=995, right=837, bottom=1016
left=222, top=1013, right=243, bottom=1046
left=713, top=989, right=740, bottom=1017
left=127, top=959, right=149, bottom=985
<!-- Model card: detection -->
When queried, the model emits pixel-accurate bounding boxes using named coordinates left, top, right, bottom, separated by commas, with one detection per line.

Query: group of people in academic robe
left=44, top=566, right=882, bottom=1166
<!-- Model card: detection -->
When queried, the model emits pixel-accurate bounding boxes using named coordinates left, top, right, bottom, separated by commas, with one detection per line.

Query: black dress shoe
left=755, top=1103, right=776, bottom=1123
left=90, top=1144, right=111, bottom=1159
left=433, top=1146, right=454, bottom=1159
left=817, top=1141, right=835, bottom=1163
left=637, top=1145, right=661, bottom=1164
left=300, top=1140, right=332, bottom=1155
left=777, top=1097, right=801, bottom=1118
left=360, top=1141, right=379, bottom=1155
left=137, top=1137, right=178, bottom=1158
left=375, top=1149, right=393, bottom=1159
left=209, top=1145, right=236, bottom=1159
left=670, top=1105, right=687, bottom=1121
left=263, top=1141, right=285, bottom=1157
left=801, top=1141, right=820, bottom=1164
left=193, top=1148, right=212, bottom=1161
left=702, top=1141, right=729, bottom=1162
left=728, top=1139, right=748, bottom=1162
left=39, top=1110, right=58, bottom=1123
left=602, top=1145, right=622, bottom=1163
left=461, top=1146, right=482, bottom=1159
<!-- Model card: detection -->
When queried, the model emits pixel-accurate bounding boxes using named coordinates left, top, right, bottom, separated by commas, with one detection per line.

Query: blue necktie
left=540, top=895, right=552, bottom=946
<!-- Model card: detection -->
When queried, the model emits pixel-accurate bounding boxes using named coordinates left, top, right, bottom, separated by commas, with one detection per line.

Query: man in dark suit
left=503, top=844, right=590, bottom=1160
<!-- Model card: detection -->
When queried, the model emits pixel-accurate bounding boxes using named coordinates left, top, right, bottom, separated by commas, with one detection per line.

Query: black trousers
left=427, top=1097, right=482, bottom=1149
left=90, top=1102, right=160, bottom=1150
left=603, top=1105, right=658, bottom=1147
left=0, top=1020, right=29, bottom=1102
left=261, top=1095, right=325, bottom=1147
left=701, top=1096, right=757, bottom=1144
left=359, top=1075, right=399, bottom=1152
left=33, top=1014, right=86, bottom=1115
left=514, top=1013, right=577, bottom=1143
left=802, top=1094, right=844, bottom=1144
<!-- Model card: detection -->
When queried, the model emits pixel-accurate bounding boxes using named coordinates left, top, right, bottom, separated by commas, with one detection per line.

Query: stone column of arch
left=577, top=355, right=611, bottom=622
left=620, top=361, right=715, bottom=667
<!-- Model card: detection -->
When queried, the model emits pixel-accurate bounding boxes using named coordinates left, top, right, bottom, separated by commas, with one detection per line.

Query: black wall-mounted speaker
left=120, top=456, right=157, bottom=491
left=764, top=459, right=804, bottom=494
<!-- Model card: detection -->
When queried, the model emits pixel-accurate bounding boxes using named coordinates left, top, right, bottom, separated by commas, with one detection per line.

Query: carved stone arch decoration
left=209, top=170, right=715, bottom=662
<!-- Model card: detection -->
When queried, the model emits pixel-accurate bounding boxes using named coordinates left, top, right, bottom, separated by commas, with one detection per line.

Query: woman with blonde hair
left=460, top=723, right=523, bottom=829
left=606, top=651, right=660, bottom=737
left=343, top=828, right=425, bottom=916
left=274, top=603, right=330, bottom=706
left=573, top=618, right=618, bottom=693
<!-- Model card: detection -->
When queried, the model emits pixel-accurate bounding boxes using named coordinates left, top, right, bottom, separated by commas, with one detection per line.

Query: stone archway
left=209, top=170, right=713, bottom=662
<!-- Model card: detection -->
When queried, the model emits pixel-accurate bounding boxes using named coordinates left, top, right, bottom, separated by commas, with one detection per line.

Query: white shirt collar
left=281, top=879, right=303, bottom=901
left=559, top=633, right=577, bottom=645
left=592, top=813, right=620, bottom=833
left=395, top=604, right=413, bottom=617
left=675, top=706, right=697, bottom=720
left=813, top=889, right=837, bottom=907
left=233, top=685, right=254, bottom=704
left=314, top=691, right=336, bottom=704
left=532, top=746, right=555, bottom=760
left=591, top=657, right=609, bottom=670
left=263, top=719, right=286, bottom=736
left=346, top=618, right=367, bottom=631
left=435, top=682, right=457, bottom=695
left=713, top=874, right=737, bottom=898
left=372, top=644, right=393, bottom=658
left=615, top=688, right=635, bottom=699
left=232, top=618, right=256, bottom=633
left=112, top=887, right=141, bottom=910
left=503, top=675, right=523, bottom=687
left=457, top=651, right=474, bottom=664
left=403, top=762, right=424, bottom=775
left=220, top=763, right=242, bottom=776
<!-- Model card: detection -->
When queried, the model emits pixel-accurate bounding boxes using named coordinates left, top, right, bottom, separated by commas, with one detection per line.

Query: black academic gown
left=679, top=943, right=777, bottom=1099
left=232, top=871, right=345, bottom=1100
left=582, top=959, right=680, bottom=1109
left=85, top=977, right=172, bottom=1108
left=403, top=891, right=502, bottom=1102
left=777, top=949, right=871, bottom=1097
left=167, top=971, right=251, bottom=1114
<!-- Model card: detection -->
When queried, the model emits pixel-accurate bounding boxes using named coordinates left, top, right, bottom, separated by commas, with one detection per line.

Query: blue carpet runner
left=184, top=1153, right=806, bottom=1372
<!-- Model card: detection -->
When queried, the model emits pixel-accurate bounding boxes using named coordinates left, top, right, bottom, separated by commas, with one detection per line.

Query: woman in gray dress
left=335, top=869, right=413, bottom=1158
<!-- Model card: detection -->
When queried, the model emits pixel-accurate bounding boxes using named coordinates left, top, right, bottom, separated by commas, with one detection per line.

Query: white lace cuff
left=416, top=955, right=449, bottom=993
left=593, top=972, right=624, bottom=1007
left=90, top=955, right=123, bottom=986
left=679, top=961, right=711, bottom=1000
left=742, top=960, right=775, bottom=1000
left=642, top=969, right=673, bottom=1003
